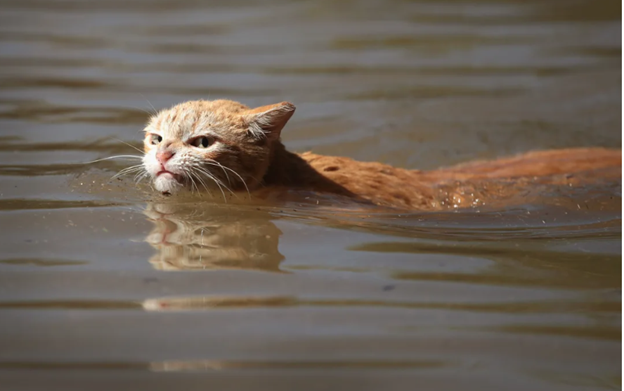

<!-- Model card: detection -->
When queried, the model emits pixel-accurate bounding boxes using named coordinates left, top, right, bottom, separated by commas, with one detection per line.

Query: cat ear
left=244, top=102, right=296, bottom=140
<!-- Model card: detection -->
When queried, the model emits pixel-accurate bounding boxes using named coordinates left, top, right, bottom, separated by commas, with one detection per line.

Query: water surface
left=0, top=0, right=621, bottom=390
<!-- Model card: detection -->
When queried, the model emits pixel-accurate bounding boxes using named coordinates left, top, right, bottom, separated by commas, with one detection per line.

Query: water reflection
left=143, top=202, right=284, bottom=272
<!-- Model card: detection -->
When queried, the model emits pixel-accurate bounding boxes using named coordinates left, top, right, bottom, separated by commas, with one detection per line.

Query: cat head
left=142, top=99, right=295, bottom=195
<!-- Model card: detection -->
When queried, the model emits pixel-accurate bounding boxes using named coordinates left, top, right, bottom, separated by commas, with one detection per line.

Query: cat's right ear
left=244, top=102, right=296, bottom=140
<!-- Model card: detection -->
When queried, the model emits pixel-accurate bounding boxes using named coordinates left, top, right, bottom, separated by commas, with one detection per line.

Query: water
left=0, top=0, right=621, bottom=390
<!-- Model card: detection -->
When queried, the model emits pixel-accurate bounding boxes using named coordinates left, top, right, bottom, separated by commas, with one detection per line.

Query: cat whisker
left=111, top=164, right=145, bottom=181
left=190, top=179, right=200, bottom=195
left=220, top=164, right=250, bottom=197
left=116, top=164, right=145, bottom=173
left=199, top=170, right=228, bottom=203
left=113, top=137, right=145, bottom=154
left=189, top=170, right=209, bottom=198
left=192, top=167, right=228, bottom=202
left=135, top=172, right=150, bottom=184
left=113, top=166, right=144, bottom=179
left=139, top=93, right=158, bottom=116
left=129, top=105, right=155, bottom=118
left=191, top=169, right=217, bottom=200
left=195, top=166, right=235, bottom=196
left=203, top=160, right=250, bottom=198
left=84, top=155, right=144, bottom=164
left=112, top=170, right=143, bottom=182
left=185, top=169, right=202, bottom=196
left=133, top=169, right=150, bottom=184
left=204, top=158, right=232, bottom=185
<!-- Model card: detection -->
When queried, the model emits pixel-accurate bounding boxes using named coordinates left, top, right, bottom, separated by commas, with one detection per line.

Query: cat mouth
left=153, top=169, right=185, bottom=195
left=156, top=170, right=181, bottom=181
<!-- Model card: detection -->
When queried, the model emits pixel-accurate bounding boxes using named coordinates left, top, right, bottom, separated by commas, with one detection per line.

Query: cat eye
left=149, top=134, right=162, bottom=145
left=192, top=136, right=212, bottom=149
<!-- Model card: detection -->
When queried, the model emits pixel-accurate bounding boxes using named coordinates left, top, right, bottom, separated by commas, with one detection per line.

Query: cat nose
left=156, top=149, right=175, bottom=164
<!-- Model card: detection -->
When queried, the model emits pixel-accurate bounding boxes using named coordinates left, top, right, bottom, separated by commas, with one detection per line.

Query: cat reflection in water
left=126, top=99, right=619, bottom=210
left=144, top=202, right=284, bottom=272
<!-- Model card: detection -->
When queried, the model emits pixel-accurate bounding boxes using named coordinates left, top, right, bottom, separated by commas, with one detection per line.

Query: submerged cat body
left=142, top=99, right=621, bottom=210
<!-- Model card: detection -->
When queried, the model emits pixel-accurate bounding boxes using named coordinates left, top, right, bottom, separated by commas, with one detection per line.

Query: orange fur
left=142, top=99, right=622, bottom=210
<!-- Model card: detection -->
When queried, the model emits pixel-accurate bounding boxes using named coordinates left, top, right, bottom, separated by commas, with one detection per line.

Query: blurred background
left=0, top=1, right=620, bottom=390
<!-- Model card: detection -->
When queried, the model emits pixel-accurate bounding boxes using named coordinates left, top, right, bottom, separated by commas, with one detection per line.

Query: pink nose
left=156, top=149, right=175, bottom=164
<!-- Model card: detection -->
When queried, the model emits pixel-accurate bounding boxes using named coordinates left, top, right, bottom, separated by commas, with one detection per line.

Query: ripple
left=0, top=258, right=89, bottom=267
left=0, top=359, right=448, bottom=371
left=0, top=102, right=148, bottom=124
left=0, top=199, right=124, bottom=211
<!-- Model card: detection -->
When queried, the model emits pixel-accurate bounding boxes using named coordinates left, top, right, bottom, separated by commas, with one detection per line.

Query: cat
left=141, top=99, right=621, bottom=210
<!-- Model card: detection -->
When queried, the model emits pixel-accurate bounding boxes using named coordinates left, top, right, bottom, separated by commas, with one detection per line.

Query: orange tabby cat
left=142, top=99, right=621, bottom=210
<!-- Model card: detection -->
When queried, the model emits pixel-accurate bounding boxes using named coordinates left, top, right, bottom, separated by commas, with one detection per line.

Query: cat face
left=142, top=99, right=295, bottom=195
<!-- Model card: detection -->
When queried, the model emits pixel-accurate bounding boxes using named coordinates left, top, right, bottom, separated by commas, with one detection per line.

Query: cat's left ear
left=244, top=102, right=296, bottom=140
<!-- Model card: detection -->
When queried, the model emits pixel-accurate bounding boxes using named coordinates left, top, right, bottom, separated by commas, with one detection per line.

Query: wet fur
left=141, top=99, right=621, bottom=210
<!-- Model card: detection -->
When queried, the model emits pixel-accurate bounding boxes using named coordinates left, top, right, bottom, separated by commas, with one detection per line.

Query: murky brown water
left=0, top=0, right=621, bottom=390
